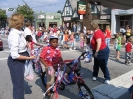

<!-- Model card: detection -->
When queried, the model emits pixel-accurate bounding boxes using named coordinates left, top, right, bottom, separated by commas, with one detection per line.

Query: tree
left=57, top=10, right=61, bottom=13
left=0, top=8, right=6, bottom=20
left=15, top=5, right=34, bottom=22
left=0, top=8, right=7, bottom=28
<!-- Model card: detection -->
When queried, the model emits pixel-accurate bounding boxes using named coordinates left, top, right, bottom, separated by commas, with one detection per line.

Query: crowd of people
left=7, top=13, right=133, bottom=99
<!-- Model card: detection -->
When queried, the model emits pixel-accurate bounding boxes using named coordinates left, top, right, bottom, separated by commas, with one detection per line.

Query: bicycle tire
left=79, top=83, right=94, bottom=99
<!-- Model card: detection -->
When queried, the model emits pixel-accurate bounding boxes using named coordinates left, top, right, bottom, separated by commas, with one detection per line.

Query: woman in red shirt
left=105, top=25, right=111, bottom=47
left=90, top=22, right=110, bottom=84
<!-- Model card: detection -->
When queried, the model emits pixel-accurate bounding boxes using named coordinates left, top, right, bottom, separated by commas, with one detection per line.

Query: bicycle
left=41, top=51, right=94, bottom=99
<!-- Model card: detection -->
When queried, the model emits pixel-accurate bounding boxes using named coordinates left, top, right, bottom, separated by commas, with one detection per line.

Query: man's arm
left=34, top=43, right=43, bottom=47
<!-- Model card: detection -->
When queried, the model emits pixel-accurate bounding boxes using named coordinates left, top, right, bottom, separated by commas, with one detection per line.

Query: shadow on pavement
left=35, top=72, right=46, bottom=92
left=24, top=81, right=32, bottom=94
left=109, top=55, right=125, bottom=64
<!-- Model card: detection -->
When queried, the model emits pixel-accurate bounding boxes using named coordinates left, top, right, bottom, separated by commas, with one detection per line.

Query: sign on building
left=119, top=10, right=127, bottom=14
left=38, top=15, right=45, bottom=19
left=46, top=15, right=54, bottom=19
left=100, top=15, right=111, bottom=19
left=77, top=1, right=86, bottom=15
left=64, top=17, right=71, bottom=21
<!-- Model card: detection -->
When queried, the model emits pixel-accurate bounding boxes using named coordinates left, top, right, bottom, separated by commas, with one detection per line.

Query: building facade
left=111, top=9, right=133, bottom=34
left=62, top=0, right=81, bottom=32
left=34, top=12, right=62, bottom=29
left=62, top=0, right=111, bottom=32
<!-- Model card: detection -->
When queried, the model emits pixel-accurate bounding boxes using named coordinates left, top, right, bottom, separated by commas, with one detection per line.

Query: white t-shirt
left=24, top=27, right=32, bottom=37
left=68, top=30, right=71, bottom=35
left=120, top=28, right=126, bottom=33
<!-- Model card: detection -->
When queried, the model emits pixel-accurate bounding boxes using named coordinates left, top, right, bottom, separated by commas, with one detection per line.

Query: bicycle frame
left=43, top=51, right=94, bottom=99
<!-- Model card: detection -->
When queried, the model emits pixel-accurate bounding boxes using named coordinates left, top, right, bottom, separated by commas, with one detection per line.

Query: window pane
left=120, top=21, right=124, bottom=27
left=125, top=21, right=129, bottom=26
left=120, top=16, right=125, bottom=20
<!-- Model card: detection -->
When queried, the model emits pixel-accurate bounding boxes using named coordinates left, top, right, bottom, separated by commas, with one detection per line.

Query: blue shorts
left=71, top=42, right=74, bottom=47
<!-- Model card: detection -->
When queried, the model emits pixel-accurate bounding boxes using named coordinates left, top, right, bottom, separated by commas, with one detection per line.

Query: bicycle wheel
left=78, top=83, right=94, bottom=99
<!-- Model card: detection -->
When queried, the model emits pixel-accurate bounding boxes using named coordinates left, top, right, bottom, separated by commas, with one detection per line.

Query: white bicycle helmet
left=49, top=35, right=58, bottom=39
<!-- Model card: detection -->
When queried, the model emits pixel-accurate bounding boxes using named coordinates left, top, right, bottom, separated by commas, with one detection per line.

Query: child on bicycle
left=40, top=35, right=63, bottom=98
left=26, top=35, right=43, bottom=56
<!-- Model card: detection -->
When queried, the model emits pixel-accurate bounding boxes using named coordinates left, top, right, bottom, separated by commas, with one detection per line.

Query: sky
left=0, top=0, right=65, bottom=17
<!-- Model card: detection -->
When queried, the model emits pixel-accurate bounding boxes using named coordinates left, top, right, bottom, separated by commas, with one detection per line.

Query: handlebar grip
left=81, top=51, right=87, bottom=56
left=66, top=62, right=73, bottom=66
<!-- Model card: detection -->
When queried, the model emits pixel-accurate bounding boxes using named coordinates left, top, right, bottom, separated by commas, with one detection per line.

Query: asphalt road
left=0, top=35, right=132, bottom=99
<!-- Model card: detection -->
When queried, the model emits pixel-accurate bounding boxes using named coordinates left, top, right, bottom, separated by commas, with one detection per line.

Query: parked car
left=0, top=38, right=3, bottom=51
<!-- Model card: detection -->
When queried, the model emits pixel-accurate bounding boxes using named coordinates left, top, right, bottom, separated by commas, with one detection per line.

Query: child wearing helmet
left=40, top=35, right=63, bottom=98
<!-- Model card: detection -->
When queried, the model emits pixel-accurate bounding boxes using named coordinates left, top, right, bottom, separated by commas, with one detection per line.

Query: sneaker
left=127, top=63, right=132, bottom=66
left=74, top=47, right=76, bottom=50
left=105, top=80, right=110, bottom=84
left=44, top=95, right=51, bottom=99
left=92, top=77, right=97, bottom=81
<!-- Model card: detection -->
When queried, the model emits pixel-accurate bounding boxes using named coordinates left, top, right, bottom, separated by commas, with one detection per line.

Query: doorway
left=49, top=22, right=57, bottom=28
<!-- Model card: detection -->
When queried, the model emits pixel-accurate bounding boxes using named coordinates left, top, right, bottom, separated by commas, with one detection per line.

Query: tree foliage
left=57, top=10, right=62, bottom=14
left=16, top=5, right=34, bottom=22
left=0, top=8, right=7, bottom=20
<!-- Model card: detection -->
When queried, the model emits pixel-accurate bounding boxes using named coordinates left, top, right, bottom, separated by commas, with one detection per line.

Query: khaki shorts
left=46, top=70, right=55, bottom=85
left=46, top=66, right=71, bottom=85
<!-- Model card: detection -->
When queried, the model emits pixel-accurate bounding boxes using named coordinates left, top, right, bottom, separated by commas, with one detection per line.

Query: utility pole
left=22, top=0, right=30, bottom=22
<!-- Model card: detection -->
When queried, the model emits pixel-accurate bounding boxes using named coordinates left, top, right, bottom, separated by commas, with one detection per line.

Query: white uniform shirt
left=24, top=27, right=32, bottom=37
left=8, top=28, right=27, bottom=59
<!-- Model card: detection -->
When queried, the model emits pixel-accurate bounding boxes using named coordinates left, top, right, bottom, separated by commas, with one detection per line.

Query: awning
left=92, top=20, right=110, bottom=24
left=88, top=0, right=133, bottom=10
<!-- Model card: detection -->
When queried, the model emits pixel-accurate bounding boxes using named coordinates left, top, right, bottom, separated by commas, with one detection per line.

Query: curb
left=91, top=70, right=133, bottom=99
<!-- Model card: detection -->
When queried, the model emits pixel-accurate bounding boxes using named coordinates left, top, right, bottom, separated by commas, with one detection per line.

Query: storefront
left=111, top=9, right=133, bottom=34
left=62, top=0, right=82, bottom=32
left=34, top=12, right=62, bottom=29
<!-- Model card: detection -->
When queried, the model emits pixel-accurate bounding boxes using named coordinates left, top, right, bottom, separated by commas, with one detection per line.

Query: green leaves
left=0, top=8, right=6, bottom=20
left=15, top=5, right=34, bottom=21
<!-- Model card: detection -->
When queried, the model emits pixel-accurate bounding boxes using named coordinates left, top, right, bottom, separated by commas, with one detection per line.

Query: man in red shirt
left=125, top=38, right=133, bottom=65
left=40, top=35, right=63, bottom=98
left=90, top=22, right=110, bottom=84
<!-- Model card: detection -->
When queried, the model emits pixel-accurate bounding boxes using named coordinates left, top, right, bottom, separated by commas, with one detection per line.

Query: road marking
left=61, top=50, right=78, bottom=52
left=0, top=58, right=7, bottom=60
left=0, top=51, right=10, bottom=53
left=2, top=51, right=10, bottom=53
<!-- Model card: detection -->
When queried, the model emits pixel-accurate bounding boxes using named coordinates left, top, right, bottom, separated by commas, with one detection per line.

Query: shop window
left=120, top=15, right=131, bottom=20
left=90, top=4, right=99, bottom=14
left=120, top=21, right=124, bottom=27
left=49, top=22, right=57, bottom=27
left=120, top=16, right=125, bottom=20
left=125, top=15, right=131, bottom=20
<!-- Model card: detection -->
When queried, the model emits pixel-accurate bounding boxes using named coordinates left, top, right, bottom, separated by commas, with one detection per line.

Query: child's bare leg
left=116, top=51, right=120, bottom=59
left=46, top=84, right=51, bottom=95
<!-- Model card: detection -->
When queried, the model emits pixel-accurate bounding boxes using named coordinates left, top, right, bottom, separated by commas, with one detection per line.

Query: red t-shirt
left=29, top=41, right=35, bottom=50
left=38, top=31, right=42, bottom=37
left=40, top=45, right=62, bottom=66
left=105, top=29, right=111, bottom=38
left=53, top=28, right=58, bottom=33
left=91, top=29, right=106, bottom=50
left=125, top=42, right=132, bottom=52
